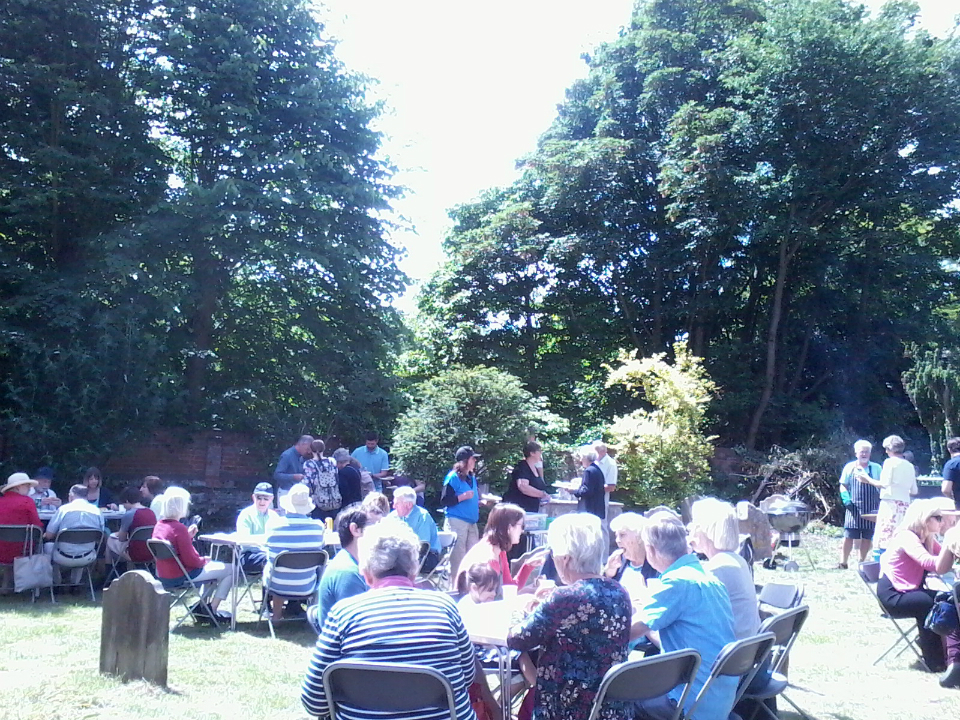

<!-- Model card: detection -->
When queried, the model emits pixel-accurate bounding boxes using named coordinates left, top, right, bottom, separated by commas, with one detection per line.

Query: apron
left=844, top=462, right=881, bottom=533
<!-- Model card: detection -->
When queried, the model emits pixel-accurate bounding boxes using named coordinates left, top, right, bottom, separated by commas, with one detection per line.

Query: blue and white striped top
left=264, top=514, right=326, bottom=597
left=301, top=582, right=477, bottom=720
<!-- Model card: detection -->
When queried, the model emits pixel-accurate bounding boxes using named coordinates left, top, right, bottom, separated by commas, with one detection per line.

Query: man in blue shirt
left=310, top=503, right=370, bottom=632
left=630, top=518, right=737, bottom=720
left=389, top=486, right=440, bottom=572
left=273, top=435, right=313, bottom=502
left=351, top=431, right=390, bottom=492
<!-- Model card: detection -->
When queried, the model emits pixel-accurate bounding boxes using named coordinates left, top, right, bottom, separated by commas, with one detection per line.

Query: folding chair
left=262, top=549, right=327, bottom=639
left=421, top=531, right=456, bottom=589
left=757, top=581, right=804, bottom=619
left=50, top=528, right=105, bottom=602
left=146, top=538, right=222, bottom=630
left=683, top=632, right=776, bottom=720
left=0, top=524, right=49, bottom=601
left=107, top=524, right=155, bottom=584
left=417, top=541, right=432, bottom=573
left=857, top=560, right=928, bottom=671
left=587, top=649, right=701, bottom=720
left=322, top=660, right=458, bottom=720
left=740, top=605, right=812, bottom=720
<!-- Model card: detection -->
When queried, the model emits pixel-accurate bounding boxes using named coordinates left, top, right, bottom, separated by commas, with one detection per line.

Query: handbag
left=924, top=594, right=959, bottom=637
left=13, top=529, right=53, bottom=593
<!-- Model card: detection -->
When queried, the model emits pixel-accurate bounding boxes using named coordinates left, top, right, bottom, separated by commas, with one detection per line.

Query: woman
left=878, top=498, right=960, bottom=684
left=360, top=491, right=390, bottom=522
left=504, top=441, right=549, bottom=514
left=151, top=487, right=233, bottom=621
left=83, top=467, right=115, bottom=510
left=866, top=435, right=917, bottom=550
left=508, top=513, right=631, bottom=720
left=603, top=512, right=658, bottom=600
left=0, top=474, right=43, bottom=582
left=688, top=498, right=759, bottom=640
left=454, top=503, right=544, bottom=594
left=442, top=445, right=482, bottom=584
left=303, top=439, right=341, bottom=521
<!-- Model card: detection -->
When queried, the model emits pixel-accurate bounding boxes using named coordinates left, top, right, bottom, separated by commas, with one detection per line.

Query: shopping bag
left=14, top=553, right=53, bottom=592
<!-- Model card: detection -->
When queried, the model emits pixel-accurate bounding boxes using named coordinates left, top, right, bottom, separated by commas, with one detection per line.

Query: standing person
left=351, top=431, right=390, bottom=493
left=594, top=442, right=618, bottom=548
left=442, top=446, right=482, bottom=585
left=0, top=473, right=43, bottom=590
left=83, top=467, right=115, bottom=509
left=273, top=435, right=313, bottom=504
left=303, top=439, right=341, bottom=522
left=865, top=435, right=918, bottom=552
left=838, top=439, right=882, bottom=569
left=574, top=447, right=606, bottom=522
left=503, top=441, right=549, bottom=513
left=234, top=481, right=278, bottom=574
left=941, top=437, right=960, bottom=510
left=29, top=467, right=61, bottom=509
left=333, top=448, right=363, bottom=507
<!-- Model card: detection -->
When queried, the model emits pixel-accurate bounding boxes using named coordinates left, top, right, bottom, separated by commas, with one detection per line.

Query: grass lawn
left=1, top=529, right=958, bottom=720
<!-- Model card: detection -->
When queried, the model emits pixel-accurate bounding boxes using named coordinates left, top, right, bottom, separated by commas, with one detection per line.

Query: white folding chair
left=261, top=549, right=327, bottom=638
left=421, top=531, right=456, bottom=589
left=50, top=527, right=104, bottom=602
left=323, top=660, right=458, bottom=720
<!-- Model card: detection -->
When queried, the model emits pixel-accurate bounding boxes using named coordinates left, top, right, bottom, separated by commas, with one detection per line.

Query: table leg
left=499, top=646, right=511, bottom=720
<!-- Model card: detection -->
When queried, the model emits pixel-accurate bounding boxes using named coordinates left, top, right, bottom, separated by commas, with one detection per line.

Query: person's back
left=265, top=514, right=325, bottom=597
left=48, top=496, right=104, bottom=555
left=317, top=547, right=368, bottom=628
left=126, top=506, right=158, bottom=563
left=704, top=551, right=759, bottom=639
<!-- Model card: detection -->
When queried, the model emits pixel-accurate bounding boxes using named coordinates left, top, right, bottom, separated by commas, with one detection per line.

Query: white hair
left=393, top=486, right=417, bottom=503
left=853, top=439, right=872, bottom=452
left=358, top=517, right=421, bottom=580
left=642, top=518, right=690, bottom=561
left=690, top=497, right=740, bottom=552
left=579, top=447, right=598, bottom=463
left=547, top=513, right=604, bottom=575
left=160, top=486, right=190, bottom=520
left=610, top=512, right=647, bottom=536
left=593, top=441, right=607, bottom=452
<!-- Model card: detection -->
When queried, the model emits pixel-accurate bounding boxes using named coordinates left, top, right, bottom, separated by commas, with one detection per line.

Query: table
left=460, top=597, right=527, bottom=720
left=860, top=513, right=878, bottom=523
left=199, top=529, right=340, bottom=631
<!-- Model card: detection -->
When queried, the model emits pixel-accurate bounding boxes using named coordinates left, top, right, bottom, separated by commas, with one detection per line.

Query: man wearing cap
left=0, top=473, right=44, bottom=588
left=441, top=445, right=482, bottom=584
left=263, top=484, right=325, bottom=621
left=273, top=435, right=313, bottom=502
left=29, top=467, right=61, bottom=509
left=43, top=483, right=105, bottom=586
left=389, top=486, right=440, bottom=573
left=235, top=482, right=279, bottom=574
left=351, top=431, right=390, bottom=493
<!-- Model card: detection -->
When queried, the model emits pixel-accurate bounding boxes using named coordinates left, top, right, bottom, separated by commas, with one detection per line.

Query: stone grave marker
left=99, top=570, right=170, bottom=686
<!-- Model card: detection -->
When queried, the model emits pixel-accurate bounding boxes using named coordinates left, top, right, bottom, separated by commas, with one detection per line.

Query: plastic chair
left=146, top=538, right=222, bottom=630
left=587, top=649, right=701, bottom=720
left=50, top=527, right=105, bottom=602
left=683, top=632, right=776, bottom=720
left=857, top=560, right=928, bottom=670
left=0, top=524, right=48, bottom=601
left=262, top=549, right=327, bottom=638
left=322, top=660, right=458, bottom=720
left=740, top=605, right=812, bottom=720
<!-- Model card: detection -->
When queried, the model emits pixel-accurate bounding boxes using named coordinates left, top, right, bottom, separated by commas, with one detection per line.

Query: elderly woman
left=604, top=512, right=658, bottom=599
left=688, top=498, right=759, bottom=640
left=360, top=491, right=390, bottom=522
left=864, top=435, right=918, bottom=550
left=507, top=513, right=631, bottom=720
left=0, top=473, right=43, bottom=588
left=454, top=503, right=543, bottom=594
left=151, top=487, right=233, bottom=621
left=302, top=518, right=477, bottom=720
left=878, top=498, right=960, bottom=684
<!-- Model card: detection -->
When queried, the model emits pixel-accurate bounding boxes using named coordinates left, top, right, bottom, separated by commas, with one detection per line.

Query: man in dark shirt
left=574, top=447, right=607, bottom=520
left=942, top=437, right=960, bottom=511
left=333, top=448, right=363, bottom=507
left=273, top=435, right=313, bottom=501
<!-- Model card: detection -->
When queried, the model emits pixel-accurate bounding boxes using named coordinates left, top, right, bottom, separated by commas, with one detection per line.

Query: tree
left=903, top=344, right=960, bottom=467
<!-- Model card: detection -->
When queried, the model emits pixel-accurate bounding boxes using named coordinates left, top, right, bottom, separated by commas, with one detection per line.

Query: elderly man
left=595, top=442, right=618, bottom=549
left=274, top=434, right=314, bottom=502
left=310, top=503, right=370, bottom=632
left=351, top=431, right=390, bottom=492
left=838, top=439, right=881, bottom=569
left=333, top=448, right=364, bottom=507
left=389, top=485, right=440, bottom=573
left=235, top=481, right=278, bottom=573
left=0, top=473, right=44, bottom=589
left=574, top=447, right=606, bottom=521
left=43, top=483, right=106, bottom=587
left=302, top=518, right=476, bottom=720
left=264, top=484, right=325, bottom=622
left=630, top=519, right=737, bottom=720
left=29, top=467, right=61, bottom=508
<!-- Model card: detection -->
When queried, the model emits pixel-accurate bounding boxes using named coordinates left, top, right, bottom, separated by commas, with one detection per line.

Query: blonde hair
left=361, top=491, right=390, bottom=518
left=899, top=499, right=942, bottom=539
left=690, top=497, right=740, bottom=552
left=882, top=435, right=905, bottom=453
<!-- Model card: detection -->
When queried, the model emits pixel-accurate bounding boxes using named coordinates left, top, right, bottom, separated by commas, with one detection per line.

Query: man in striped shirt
left=264, top=484, right=325, bottom=622
left=302, top=518, right=477, bottom=720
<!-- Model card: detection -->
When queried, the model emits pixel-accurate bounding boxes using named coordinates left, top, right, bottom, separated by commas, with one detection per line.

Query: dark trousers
left=877, top=575, right=960, bottom=668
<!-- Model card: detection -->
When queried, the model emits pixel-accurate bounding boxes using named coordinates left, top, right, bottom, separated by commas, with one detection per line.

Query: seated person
left=302, top=518, right=476, bottom=720
left=389, top=472, right=426, bottom=506
left=311, top=503, right=370, bottom=632
left=105, top=485, right=157, bottom=571
left=630, top=518, right=737, bottom=720
left=43, top=484, right=106, bottom=585
left=604, top=512, right=658, bottom=600
left=388, top=486, right=440, bottom=573
left=264, top=484, right=326, bottom=622
left=141, top=475, right=165, bottom=516
left=29, top=467, right=61, bottom=509
left=83, top=466, right=115, bottom=509
left=152, top=487, right=232, bottom=620
left=455, top=503, right=544, bottom=594
left=235, top=481, right=278, bottom=573
left=0, top=473, right=43, bottom=590
left=360, top=491, right=389, bottom=522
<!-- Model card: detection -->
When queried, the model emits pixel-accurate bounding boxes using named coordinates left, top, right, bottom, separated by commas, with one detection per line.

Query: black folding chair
left=50, top=527, right=105, bottom=602
left=857, top=560, right=928, bottom=670
left=322, top=660, right=458, bottom=720
left=740, top=605, right=812, bottom=720
left=262, top=549, right=327, bottom=639
left=146, top=538, right=222, bottom=630
left=107, top=524, right=156, bottom=583
left=421, top=531, right=456, bottom=590
left=757, top=581, right=804, bottom=619
left=683, top=632, right=776, bottom=720
left=0, top=524, right=48, bottom=601
left=587, top=649, right=701, bottom=720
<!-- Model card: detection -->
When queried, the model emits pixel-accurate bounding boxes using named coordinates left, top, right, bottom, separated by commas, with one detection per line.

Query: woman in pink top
left=454, top=503, right=545, bottom=594
left=878, top=499, right=960, bottom=683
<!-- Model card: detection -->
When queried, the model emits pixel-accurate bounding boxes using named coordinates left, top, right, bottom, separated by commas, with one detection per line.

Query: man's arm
left=273, top=449, right=302, bottom=486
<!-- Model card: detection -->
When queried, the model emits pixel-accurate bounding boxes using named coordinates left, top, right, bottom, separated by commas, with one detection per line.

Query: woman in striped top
left=302, top=518, right=477, bottom=720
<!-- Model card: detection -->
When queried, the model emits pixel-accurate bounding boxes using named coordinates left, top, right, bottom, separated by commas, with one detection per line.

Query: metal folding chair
left=587, top=649, right=701, bottom=720
left=322, top=660, right=458, bottom=720
left=146, top=538, right=222, bottom=630
left=261, top=549, right=327, bottom=639
left=857, top=560, right=928, bottom=670
left=421, top=531, right=456, bottom=589
left=683, top=632, right=776, bottom=720
left=757, top=581, right=804, bottom=619
left=50, top=528, right=105, bottom=602
left=740, top=605, right=812, bottom=720
left=0, top=524, right=49, bottom=601
left=107, top=524, right=155, bottom=583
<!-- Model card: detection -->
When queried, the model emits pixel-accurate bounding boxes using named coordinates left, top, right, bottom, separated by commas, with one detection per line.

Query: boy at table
left=105, top=485, right=157, bottom=574
left=29, top=467, right=61, bottom=509
left=235, top=481, right=278, bottom=573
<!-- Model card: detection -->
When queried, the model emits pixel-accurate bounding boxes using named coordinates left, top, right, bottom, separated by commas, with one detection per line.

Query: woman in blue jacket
left=442, top=445, right=481, bottom=585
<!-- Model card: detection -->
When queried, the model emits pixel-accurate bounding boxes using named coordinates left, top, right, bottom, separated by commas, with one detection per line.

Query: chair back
left=0, top=524, right=43, bottom=554
left=273, top=549, right=327, bottom=571
left=587, top=649, right=700, bottom=720
left=322, top=660, right=457, bottom=720
left=146, top=538, right=195, bottom=584
left=128, top=525, right=156, bottom=543
left=686, top=632, right=776, bottom=719
left=758, top=581, right=804, bottom=610
left=758, top=605, right=809, bottom=675
left=858, top=560, right=881, bottom=585
left=55, top=528, right=105, bottom=548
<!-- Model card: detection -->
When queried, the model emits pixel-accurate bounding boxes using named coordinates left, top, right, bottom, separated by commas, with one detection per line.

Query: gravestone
left=99, top=570, right=170, bottom=686
left=737, top=501, right=774, bottom=561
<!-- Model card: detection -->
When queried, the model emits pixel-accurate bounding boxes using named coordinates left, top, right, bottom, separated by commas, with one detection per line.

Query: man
left=333, top=448, right=364, bottom=507
left=29, top=467, right=61, bottom=509
left=630, top=519, right=737, bottom=720
left=574, top=447, right=606, bottom=521
left=389, top=485, right=440, bottom=573
left=311, top=503, right=370, bottom=631
left=838, top=439, right=882, bottom=569
left=274, top=434, right=314, bottom=502
left=594, top=441, right=618, bottom=548
left=141, top=475, right=166, bottom=517
left=43, top=483, right=106, bottom=586
left=351, top=431, right=390, bottom=493
left=942, top=437, right=960, bottom=510
left=235, top=481, right=278, bottom=573
left=105, top=484, right=157, bottom=577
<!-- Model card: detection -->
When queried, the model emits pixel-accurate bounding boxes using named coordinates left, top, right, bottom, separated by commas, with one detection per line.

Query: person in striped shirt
left=301, top=518, right=477, bottom=720
left=264, top=484, right=326, bottom=622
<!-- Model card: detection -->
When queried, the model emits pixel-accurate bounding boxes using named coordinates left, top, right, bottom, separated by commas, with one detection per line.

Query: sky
left=316, top=0, right=958, bottom=312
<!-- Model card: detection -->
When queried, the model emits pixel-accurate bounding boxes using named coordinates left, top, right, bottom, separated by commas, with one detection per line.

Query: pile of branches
left=750, top=446, right=843, bottom=525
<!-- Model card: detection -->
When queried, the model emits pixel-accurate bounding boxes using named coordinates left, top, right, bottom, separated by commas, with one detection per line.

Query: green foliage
left=902, top=344, right=960, bottom=468
left=605, top=342, right=716, bottom=509
left=392, top=366, right=568, bottom=498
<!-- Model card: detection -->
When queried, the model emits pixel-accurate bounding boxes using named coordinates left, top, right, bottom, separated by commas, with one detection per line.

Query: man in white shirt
left=595, top=442, right=618, bottom=552
left=235, top=482, right=278, bottom=573
left=29, top=466, right=61, bottom=508
left=43, top=484, right=105, bottom=585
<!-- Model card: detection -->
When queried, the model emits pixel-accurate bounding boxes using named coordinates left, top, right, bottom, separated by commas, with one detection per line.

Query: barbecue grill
left=764, top=499, right=815, bottom=572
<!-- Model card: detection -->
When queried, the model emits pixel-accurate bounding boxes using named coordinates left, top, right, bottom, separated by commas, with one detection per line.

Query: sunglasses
left=932, top=515, right=944, bottom=522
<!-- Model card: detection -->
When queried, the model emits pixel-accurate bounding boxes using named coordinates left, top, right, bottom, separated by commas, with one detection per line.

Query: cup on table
left=502, top=584, right=518, bottom=601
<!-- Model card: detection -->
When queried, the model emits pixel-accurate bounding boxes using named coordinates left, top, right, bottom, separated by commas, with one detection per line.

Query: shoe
left=940, top=663, right=960, bottom=688
left=836, top=563, right=848, bottom=570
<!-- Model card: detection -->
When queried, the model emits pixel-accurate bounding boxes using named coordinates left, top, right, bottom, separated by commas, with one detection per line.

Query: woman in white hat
left=0, top=473, right=44, bottom=584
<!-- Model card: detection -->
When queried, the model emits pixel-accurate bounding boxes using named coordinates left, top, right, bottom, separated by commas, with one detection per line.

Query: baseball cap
left=253, top=482, right=273, bottom=497
left=455, top=446, right=481, bottom=463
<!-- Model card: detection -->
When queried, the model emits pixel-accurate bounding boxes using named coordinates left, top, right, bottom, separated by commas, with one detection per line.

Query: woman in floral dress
left=508, top=513, right=631, bottom=720
left=866, top=435, right=918, bottom=551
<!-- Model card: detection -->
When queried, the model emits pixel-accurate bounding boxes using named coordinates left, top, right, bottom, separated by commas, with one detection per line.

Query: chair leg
left=86, top=566, right=96, bottom=602
left=781, top=692, right=813, bottom=720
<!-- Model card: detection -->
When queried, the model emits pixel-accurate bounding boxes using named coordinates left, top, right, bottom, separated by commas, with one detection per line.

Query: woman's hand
left=604, top=548, right=624, bottom=578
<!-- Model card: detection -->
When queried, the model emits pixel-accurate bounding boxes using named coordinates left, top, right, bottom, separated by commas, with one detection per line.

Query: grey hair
left=690, top=498, right=740, bottom=552
left=579, top=446, right=598, bottom=463
left=642, top=518, right=690, bottom=562
left=882, top=435, right=905, bottom=453
left=332, top=448, right=351, bottom=464
left=547, top=513, right=604, bottom=575
left=160, top=486, right=190, bottom=520
left=68, top=484, right=88, bottom=502
left=358, top=517, right=421, bottom=580
left=610, top=511, right=647, bottom=536
left=393, top=485, right=416, bottom=503
left=593, top=441, right=607, bottom=452
left=853, top=439, right=872, bottom=452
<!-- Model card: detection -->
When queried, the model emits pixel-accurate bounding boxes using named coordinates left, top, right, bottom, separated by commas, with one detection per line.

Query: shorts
left=844, top=527, right=871, bottom=540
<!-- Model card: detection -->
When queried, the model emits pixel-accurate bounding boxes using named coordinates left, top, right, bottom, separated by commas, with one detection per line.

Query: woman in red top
left=151, top=487, right=233, bottom=619
left=455, top=503, right=545, bottom=594
left=0, top=473, right=43, bottom=568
